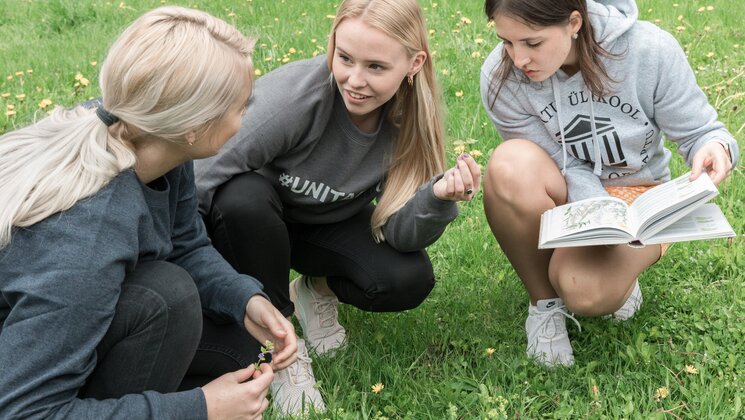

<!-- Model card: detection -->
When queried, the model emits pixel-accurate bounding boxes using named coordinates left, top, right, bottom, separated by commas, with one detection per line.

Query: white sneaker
left=270, top=339, right=326, bottom=416
left=291, top=276, right=346, bottom=355
left=613, top=278, right=642, bottom=321
left=525, top=298, right=581, bottom=367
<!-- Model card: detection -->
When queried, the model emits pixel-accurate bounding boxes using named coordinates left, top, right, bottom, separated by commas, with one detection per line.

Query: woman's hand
left=433, top=153, right=482, bottom=201
left=244, top=296, right=297, bottom=370
left=203, top=363, right=273, bottom=420
left=690, top=141, right=732, bottom=185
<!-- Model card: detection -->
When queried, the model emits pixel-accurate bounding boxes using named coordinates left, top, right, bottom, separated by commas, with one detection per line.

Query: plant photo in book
left=538, top=172, right=736, bottom=249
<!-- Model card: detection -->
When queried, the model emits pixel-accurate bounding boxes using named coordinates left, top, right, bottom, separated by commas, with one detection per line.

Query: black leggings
left=204, top=171, right=436, bottom=317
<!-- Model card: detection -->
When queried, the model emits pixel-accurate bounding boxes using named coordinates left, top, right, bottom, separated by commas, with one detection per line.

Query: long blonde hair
left=0, top=6, right=254, bottom=249
left=327, top=0, right=446, bottom=242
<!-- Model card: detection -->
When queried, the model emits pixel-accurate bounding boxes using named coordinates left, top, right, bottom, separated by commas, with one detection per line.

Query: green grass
left=2, top=0, right=743, bottom=418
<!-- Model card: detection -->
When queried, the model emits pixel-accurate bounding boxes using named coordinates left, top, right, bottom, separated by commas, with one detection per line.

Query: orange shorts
left=605, top=185, right=671, bottom=256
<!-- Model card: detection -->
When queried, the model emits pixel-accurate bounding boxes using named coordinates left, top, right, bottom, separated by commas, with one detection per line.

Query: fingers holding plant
left=434, top=153, right=482, bottom=202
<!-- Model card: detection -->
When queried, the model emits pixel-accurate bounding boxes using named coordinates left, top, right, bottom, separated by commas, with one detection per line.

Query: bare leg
left=549, top=244, right=661, bottom=316
left=483, top=140, right=568, bottom=304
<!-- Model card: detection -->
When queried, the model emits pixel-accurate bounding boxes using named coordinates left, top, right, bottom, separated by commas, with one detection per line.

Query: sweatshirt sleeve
left=480, top=57, right=607, bottom=202
left=168, top=163, right=267, bottom=325
left=381, top=175, right=459, bottom=252
left=0, top=187, right=207, bottom=419
left=652, top=30, right=739, bottom=167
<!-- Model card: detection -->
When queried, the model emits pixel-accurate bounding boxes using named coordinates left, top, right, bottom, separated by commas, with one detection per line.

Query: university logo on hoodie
left=555, top=114, right=628, bottom=167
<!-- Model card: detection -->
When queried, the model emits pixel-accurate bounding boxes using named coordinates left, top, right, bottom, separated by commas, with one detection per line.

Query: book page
left=642, top=203, right=736, bottom=244
left=540, top=197, right=632, bottom=242
left=628, top=172, right=718, bottom=236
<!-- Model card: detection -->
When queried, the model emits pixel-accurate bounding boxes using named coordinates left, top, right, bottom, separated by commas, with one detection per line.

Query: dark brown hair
left=484, top=0, right=617, bottom=107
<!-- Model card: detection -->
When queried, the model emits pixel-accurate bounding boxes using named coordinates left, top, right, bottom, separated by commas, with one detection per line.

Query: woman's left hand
left=433, top=153, right=482, bottom=202
left=244, top=295, right=297, bottom=370
left=690, top=141, right=732, bottom=186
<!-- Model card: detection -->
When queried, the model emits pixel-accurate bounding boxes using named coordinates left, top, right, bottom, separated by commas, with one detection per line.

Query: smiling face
left=331, top=17, right=424, bottom=133
left=493, top=12, right=581, bottom=81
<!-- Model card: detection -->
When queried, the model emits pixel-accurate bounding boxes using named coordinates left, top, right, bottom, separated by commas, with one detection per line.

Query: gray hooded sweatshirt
left=480, top=0, right=739, bottom=202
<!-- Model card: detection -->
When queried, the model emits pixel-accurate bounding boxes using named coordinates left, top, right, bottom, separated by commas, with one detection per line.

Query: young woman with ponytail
left=195, top=0, right=480, bottom=414
left=0, top=7, right=297, bottom=419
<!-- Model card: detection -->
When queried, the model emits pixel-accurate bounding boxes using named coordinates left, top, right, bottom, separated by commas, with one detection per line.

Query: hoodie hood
left=587, top=0, right=638, bottom=46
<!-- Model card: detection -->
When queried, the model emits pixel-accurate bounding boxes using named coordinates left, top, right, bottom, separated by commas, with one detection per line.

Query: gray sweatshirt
left=480, top=0, right=739, bottom=202
left=195, top=55, right=458, bottom=252
left=0, top=163, right=265, bottom=419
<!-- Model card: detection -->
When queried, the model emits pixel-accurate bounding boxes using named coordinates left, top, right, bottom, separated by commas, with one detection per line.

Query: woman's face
left=331, top=17, right=425, bottom=132
left=493, top=12, right=581, bottom=81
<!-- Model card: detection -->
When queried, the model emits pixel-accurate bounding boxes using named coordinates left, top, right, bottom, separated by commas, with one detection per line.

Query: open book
left=539, top=172, right=736, bottom=249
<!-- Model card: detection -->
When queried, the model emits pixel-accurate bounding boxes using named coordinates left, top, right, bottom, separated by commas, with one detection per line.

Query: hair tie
left=96, top=107, right=120, bottom=126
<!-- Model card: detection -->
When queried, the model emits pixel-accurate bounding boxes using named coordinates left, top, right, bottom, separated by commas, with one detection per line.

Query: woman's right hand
left=202, top=363, right=274, bottom=420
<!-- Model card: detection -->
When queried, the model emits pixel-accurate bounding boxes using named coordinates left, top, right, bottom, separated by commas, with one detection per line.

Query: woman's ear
left=185, top=132, right=196, bottom=146
left=408, top=50, right=427, bottom=78
left=569, top=10, right=583, bottom=34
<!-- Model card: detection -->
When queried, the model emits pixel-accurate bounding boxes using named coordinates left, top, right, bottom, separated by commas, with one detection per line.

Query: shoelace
left=311, top=292, right=340, bottom=330
left=534, top=304, right=582, bottom=339
left=288, top=349, right=314, bottom=385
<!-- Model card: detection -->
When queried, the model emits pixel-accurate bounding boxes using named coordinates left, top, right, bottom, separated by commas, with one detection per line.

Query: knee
left=364, top=256, right=434, bottom=311
left=550, top=269, right=608, bottom=317
left=212, top=172, right=280, bottom=223
left=484, top=140, right=554, bottom=206
left=124, top=261, right=202, bottom=342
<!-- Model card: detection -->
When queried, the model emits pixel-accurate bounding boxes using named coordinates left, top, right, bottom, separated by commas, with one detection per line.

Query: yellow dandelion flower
left=429, top=29, right=435, bottom=35
left=707, top=6, right=714, bottom=11
left=326, top=14, right=336, bottom=19
left=282, top=57, right=290, bottom=63
left=311, top=38, right=317, bottom=44
left=475, top=38, right=484, bottom=44
left=454, top=144, right=466, bottom=155
left=485, top=348, right=496, bottom=356
left=471, top=51, right=481, bottom=58
left=254, top=69, right=262, bottom=76
left=274, top=17, right=279, bottom=22
left=654, top=19, right=661, bottom=24
left=26, top=69, right=33, bottom=74
left=460, top=17, right=472, bottom=25
left=677, top=15, right=684, bottom=21
left=451, top=29, right=460, bottom=33
left=75, top=73, right=83, bottom=81
left=697, top=6, right=705, bottom=12
left=371, top=383, right=384, bottom=394
left=432, top=3, right=438, bottom=8
left=228, top=12, right=236, bottom=18
left=15, top=94, right=26, bottom=101
left=470, top=150, right=483, bottom=158
left=15, top=71, right=24, bottom=76
left=5, top=110, right=16, bottom=117
left=288, top=47, right=296, bottom=54
left=312, top=51, right=319, bottom=57
left=706, top=52, right=715, bottom=58
left=455, top=90, right=464, bottom=97
left=90, top=61, right=98, bottom=66
left=673, top=3, right=678, bottom=7
left=684, top=365, right=698, bottom=374
left=39, top=99, right=53, bottom=109
left=441, top=69, right=449, bottom=75
left=119, top=2, right=126, bottom=9
left=487, top=20, right=496, bottom=28
left=7, top=104, right=15, bottom=110
left=1, top=93, right=10, bottom=98
left=80, top=78, right=90, bottom=87
left=675, top=26, right=686, bottom=32
left=6, top=76, right=12, bottom=81
left=653, top=387, right=669, bottom=401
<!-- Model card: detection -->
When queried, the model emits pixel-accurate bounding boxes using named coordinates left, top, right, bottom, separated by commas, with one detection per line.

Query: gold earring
left=407, top=75, right=414, bottom=86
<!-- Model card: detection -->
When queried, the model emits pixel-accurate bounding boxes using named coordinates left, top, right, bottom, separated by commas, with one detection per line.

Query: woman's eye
left=527, top=42, right=542, bottom=48
left=369, top=64, right=383, bottom=70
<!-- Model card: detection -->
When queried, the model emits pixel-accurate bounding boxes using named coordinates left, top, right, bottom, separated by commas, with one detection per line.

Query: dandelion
left=429, top=29, right=435, bottom=35
left=26, top=69, right=33, bottom=74
left=15, top=94, right=26, bottom=101
left=469, top=150, right=483, bottom=158
left=460, top=17, right=472, bottom=25
left=471, top=51, right=481, bottom=58
left=6, top=76, right=12, bottom=81
left=454, top=144, right=466, bottom=155
left=5, top=110, right=16, bottom=117
left=475, top=38, right=484, bottom=44
left=653, top=387, right=669, bottom=401
left=254, top=69, right=262, bottom=76
left=707, top=6, right=714, bottom=11
left=432, top=3, right=438, bottom=8
left=39, top=99, right=53, bottom=109
left=706, top=52, right=715, bottom=58
left=15, top=71, right=24, bottom=76
left=684, top=365, right=698, bottom=374
left=371, top=383, right=384, bottom=394
left=119, top=2, right=126, bottom=9
left=1, top=93, right=10, bottom=98
left=282, top=57, right=290, bottom=63
left=288, top=47, right=296, bottom=54
left=441, top=69, right=449, bottom=75
left=326, top=14, right=336, bottom=19
left=697, top=6, right=705, bottom=12
left=90, top=61, right=98, bottom=66
left=455, top=90, right=464, bottom=97
left=311, top=38, right=317, bottom=44
left=6, top=104, right=15, bottom=111
left=485, top=348, right=496, bottom=357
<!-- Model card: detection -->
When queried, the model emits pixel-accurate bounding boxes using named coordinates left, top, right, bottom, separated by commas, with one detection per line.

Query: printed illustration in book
left=539, top=172, right=736, bottom=249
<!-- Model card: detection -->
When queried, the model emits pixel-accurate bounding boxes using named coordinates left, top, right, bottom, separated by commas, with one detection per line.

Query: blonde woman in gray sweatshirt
left=480, top=0, right=738, bottom=367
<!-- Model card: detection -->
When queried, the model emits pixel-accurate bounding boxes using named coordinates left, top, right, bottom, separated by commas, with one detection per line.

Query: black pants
left=80, top=261, right=260, bottom=398
left=204, top=171, right=435, bottom=317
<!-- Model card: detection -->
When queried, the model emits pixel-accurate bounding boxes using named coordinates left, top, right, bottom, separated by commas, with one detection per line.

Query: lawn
left=1, top=0, right=743, bottom=418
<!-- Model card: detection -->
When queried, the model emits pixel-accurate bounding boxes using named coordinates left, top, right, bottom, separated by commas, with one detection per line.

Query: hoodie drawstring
left=550, top=75, right=603, bottom=177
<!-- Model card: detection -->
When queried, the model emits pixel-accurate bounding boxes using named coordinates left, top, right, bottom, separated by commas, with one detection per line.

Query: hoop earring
left=572, top=32, right=579, bottom=40
left=407, top=75, right=413, bottom=86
